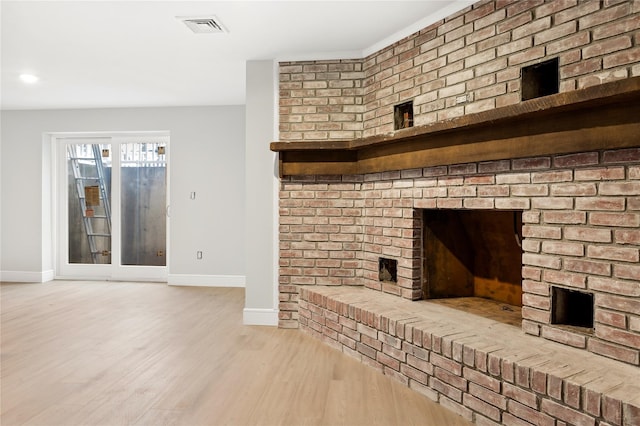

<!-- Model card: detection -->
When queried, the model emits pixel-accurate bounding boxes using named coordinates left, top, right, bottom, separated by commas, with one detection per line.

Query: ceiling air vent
left=178, top=16, right=227, bottom=34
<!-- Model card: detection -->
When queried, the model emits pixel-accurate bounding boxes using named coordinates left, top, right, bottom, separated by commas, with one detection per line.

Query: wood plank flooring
left=1, top=281, right=471, bottom=426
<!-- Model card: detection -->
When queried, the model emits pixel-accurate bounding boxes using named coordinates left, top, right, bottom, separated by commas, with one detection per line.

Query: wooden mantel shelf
left=270, top=76, right=640, bottom=177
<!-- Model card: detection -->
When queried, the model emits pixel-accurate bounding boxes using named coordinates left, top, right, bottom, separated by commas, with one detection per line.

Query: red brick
left=523, top=253, right=561, bottom=269
left=522, top=225, right=562, bottom=239
left=502, top=413, right=536, bottom=426
left=523, top=293, right=550, bottom=310
left=503, top=382, right=538, bottom=408
left=465, top=2, right=496, bottom=23
left=512, top=158, right=550, bottom=172
left=615, top=229, right=640, bottom=245
left=508, top=46, right=545, bottom=66
left=508, top=400, right=555, bottom=426
left=588, top=245, right=639, bottom=263
left=623, top=401, right=640, bottom=426
left=597, top=293, right=640, bottom=313
left=511, top=184, right=548, bottom=196
left=576, top=197, right=626, bottom=211
left=522, top=239, right=540, bottom=253
left=463, top=367, right=501, bottom=392
left=563, top=380, right=582, bottom=409
left=615, top=265, right=640, bottom=287
left=523, top=280, right=549, bottom=295
left=551, top=183, right=597, bottom=197
left=474, top=9, right=507, bottom=30
left=464, top=393, right=502, bottom=422
left=478, top=185, right=509, bottom=197
left=590, top=212, right=640, bottom=227
left=400, top=363, right=429, bottom=385
left=593, top=15, right=640, bottom=40
left=531, top=197, right=573, bottom=210
left=578, top=3, right=630, bottom=29
left=555, top=1, right=601, bottom=25
left=542, top=211, right=587, bottom=224
left=543, top=269, right=587, bottom=289
left=583, top=35, right=632, bottom=59
left=497, top=11, right=532, bottom=34
left=541, top=241, right=584, bottom=256
left=583, top=388, right=601, bottom=417
left=565, top=259, right=611, bottom=276
left=588, top=339, right=640, bottom=364
left=541, top=326, right=587, bottom=348
left=596, top=324, right=640, bottom=349
left=535, top=0, right=577, bottom=17
left=506, top=0, right=543, bottom=18
left=564, top=226, right=612, bottom=243
left=603, top=148, right=640, bottom=163
left=574, top=167, right=625, bottom=181
left=531, top=369, right=547, bottom=394
left=534, top=21, right=577, bottom=45
left=603, top=395, right=623, bottom=425
left=431, top=377, right=463, bottom=403
left=512, top=17, right=551, bottom=40
left=595, top=309, right=627, bottom=328
left=541, top=398, right=596, bottom=426
left=600, top=182, right=640, bottom=196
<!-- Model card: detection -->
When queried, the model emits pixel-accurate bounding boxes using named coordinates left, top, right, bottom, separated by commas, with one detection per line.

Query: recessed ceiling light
left=20, top=74, right=39, bottom=84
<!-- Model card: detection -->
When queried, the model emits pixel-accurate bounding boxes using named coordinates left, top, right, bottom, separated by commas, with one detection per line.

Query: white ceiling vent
left=178, top=16, right=227, bottom=34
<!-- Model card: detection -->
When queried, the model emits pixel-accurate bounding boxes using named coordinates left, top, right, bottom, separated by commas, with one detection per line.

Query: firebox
left=422, top=209, right=523, bottom=307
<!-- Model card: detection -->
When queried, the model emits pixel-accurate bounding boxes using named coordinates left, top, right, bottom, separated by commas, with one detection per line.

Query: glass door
left=57, top=135, right=168, bottom=281
left=119, top=141, right=167, bottom=267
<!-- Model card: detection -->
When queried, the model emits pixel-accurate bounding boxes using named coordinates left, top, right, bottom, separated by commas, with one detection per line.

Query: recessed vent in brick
left=394, top=101, right=413, bottom=130
left=379, top=258, right=397, bottom=283
left=552, top=287, right=594, bottom=329
left=521, top=57, right=559, bottom=101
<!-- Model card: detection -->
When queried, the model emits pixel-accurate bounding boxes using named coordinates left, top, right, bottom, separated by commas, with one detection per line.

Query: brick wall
left=277, top=0, right=640, bottom=366
left=279, top=60, right=364, bottom=140
left=279, top=0, right=640, bottom=141
left=279, top=148, right=640, bottom=366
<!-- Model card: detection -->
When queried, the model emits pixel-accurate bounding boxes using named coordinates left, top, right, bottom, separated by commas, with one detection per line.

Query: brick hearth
left=299, top=285, right=640, bottom=426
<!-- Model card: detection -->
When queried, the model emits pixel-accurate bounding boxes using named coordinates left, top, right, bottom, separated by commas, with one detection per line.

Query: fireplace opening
left=552, top=287, right=594, bottom=330
left=379, top=257, right=398, bottom=283
left=422, top=209, right=523, bottom=324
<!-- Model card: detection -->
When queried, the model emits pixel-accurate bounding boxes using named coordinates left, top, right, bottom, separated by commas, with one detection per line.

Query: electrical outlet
left=197, top=251, right=203, bottom=260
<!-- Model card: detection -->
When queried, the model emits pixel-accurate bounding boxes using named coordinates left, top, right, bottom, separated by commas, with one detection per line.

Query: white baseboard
left=0, top=270, right=55, bottom=283
left=243, top=308, right=279, bottom=326
left=168, top=274, right=245, bottom=288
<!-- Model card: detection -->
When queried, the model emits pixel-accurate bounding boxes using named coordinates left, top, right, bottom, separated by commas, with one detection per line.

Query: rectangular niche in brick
left=552, top=287, right=594, bottom=330
left=521, top=57, right=559, bottom=101
left=394, top=101, right=413, bottom=130
left=379, top=258, right=397, bottom=283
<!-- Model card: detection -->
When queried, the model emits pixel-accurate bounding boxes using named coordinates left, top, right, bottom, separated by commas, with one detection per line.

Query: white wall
left=243, top=60, right=279, bottom=325
left=0, top=106, right=246, bottom=284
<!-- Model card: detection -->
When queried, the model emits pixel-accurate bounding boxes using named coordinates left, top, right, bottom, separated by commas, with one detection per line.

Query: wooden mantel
left=271, top=76, right=640, bottom=177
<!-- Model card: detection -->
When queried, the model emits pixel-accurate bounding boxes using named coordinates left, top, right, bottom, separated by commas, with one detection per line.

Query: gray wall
left=1, top=106, right=246, bottom=282
left=244, top=60, right=279, bottom=325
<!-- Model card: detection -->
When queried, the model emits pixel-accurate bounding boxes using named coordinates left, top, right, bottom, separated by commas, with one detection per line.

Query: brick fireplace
left=272, top=0, right=640, bottom=424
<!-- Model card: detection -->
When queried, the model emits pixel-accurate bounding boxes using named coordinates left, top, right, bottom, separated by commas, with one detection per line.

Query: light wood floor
left=1, top=281, right=471, bottom=426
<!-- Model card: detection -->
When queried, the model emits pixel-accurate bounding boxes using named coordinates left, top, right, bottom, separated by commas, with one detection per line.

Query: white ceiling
left=1, top=0, right=472, bottom=110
